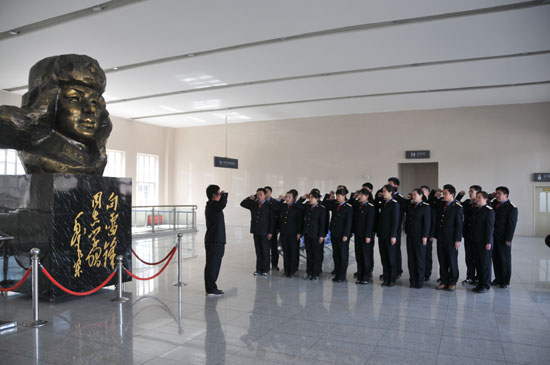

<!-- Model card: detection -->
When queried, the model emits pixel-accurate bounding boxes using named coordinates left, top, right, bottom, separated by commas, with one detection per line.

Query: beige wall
left=172, top=102, right=550, bottom=236
left=0, top=90, right=173, bottom=205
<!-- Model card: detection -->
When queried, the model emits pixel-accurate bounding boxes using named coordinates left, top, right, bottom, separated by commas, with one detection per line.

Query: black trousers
left=331, top=236, right=349, bottom=280
left=437, top=239, right=459, bottom=285
left=253, top=234, right=270, bottom=273
left=270, top=231, right=280, bottom=268
left=493, top=239, right=511, bottom=285
left=355, top=236, right=374, bottom=282
left=305, top=236, right=324, bottom=277
left=425, top=240, right=433, bottom=279
left=396, top=232, right=403, bottom=275
left=464, top=238, right=477, bottom=281
left=280, top=233, right=299, bottom=276
left=378, top=236, right=397, bottom=283
left=204, top=242, right=225, bottom=293
left=406, top=236, right=426, bottom=287
left=474, top=241, right=492, bottom=289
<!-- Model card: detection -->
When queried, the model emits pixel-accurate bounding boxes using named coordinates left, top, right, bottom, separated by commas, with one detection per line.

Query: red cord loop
left=131, top=245, right=177, bottom=265
left=0, top=268, right=32, bottom=292
left=41, top=267, right=116, bottom=296
left=125, top=247, right=177, bottom=281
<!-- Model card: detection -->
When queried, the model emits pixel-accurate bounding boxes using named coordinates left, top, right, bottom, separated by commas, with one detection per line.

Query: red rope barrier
left=125, top=247, right=177, bottom=281
left=131, top=246, right=177, bottom=266
left=41, top=267, right=116, bottom=296
left=0, top=268, right=31, bottom=292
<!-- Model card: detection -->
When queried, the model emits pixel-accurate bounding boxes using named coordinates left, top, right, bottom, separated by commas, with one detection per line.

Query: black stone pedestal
left=0, top=174, right=132, bottom=299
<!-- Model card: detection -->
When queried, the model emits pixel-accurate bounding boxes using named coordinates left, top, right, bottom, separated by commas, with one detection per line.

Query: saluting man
left=377, top=184, right=401, bottom=286
left=276, top=189, right=303, bottom=277
left=461, top=185, right=482, bottom=286
left=297, top=189, right=327, bottom=281
left=470, top=191, right=495, bottom=293
left=240, top=188, right=275, bottom=276
left=404, top=189, right=431, bottom=289
left=351, top=188, right=376, bottom=284
left=324, top=188, right=354, bottom=282
left=491, top=186, right=518, bottom=289
left=264, top=186, right=282, bottom=271
left=433, top=184, right=463, bottom=291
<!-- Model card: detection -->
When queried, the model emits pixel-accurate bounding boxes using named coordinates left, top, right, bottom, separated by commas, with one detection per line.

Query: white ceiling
left=1, top=0, right=549, bottom=128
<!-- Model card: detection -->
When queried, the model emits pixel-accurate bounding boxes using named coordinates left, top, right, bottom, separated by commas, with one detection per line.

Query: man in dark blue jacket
left=491, top=186, right=518, bottom=289
left=241, top=188, right=275, bottom=276
left=377, top=184, right=401, bottom=286
left=204, top=185, right=228, bottom=296
left=471, top=191, right=495, bottom=293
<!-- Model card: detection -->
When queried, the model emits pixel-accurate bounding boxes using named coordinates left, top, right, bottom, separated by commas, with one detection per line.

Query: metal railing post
left=112, top=255, right=129, bottom=302
left=172, top=233, right=186, bottom=286
left=22, top=248, right=47, bottom=328
left=173, top=206, right=176, bottom=231
left=151, top=207, right=155, bottom=233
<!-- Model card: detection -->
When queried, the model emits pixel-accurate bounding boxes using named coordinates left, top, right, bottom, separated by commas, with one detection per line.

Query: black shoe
left=254, top=271, right=260, bottom=276
left=311, top=276, right=319, bottom=281
left=387, top=281, right=395, bottom=287
left=262, top=272, right=270, bottom=276
left=273, top=266, right=280, bottom=271
left=462, top=279, right=474, bottom=286
left=491, top=279, right=500, bottom=286
left=305, top=275, right=312, bottom=280
left=332, top=278, right=340, bottom=282
left=473, top=287, right=489, bottom=294
left=206, top=289, right=224, bottom=296
left=361, top=281, right=369, bottom=285
left=414, top=284, right=423, bottom=289
left=424, top=276, right=430, bottom=282
left=381, top=281, right=389, bottom=286
left=331, top=270, right=335, bottom=275
left=353, top=272, right=357, bottom=278
left=499, top=284, right=510, bottom=289
left=379, top=274, right=384, bottom=281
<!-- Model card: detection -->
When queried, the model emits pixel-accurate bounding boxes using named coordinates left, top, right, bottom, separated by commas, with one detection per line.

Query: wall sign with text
left=534, top=173, right=550, bottom=182
left=214, top=156, right=238, bottom=169
left=405, top=150, right=430, bottom=159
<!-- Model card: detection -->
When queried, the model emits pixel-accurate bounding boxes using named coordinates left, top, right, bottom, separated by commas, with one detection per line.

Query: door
left=535, top=186, right=550, bottom=237
left=398, top=163, right=438, bottom=197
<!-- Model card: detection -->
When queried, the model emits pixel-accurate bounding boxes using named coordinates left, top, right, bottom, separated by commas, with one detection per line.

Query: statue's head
left=4, top=54, right=114, bottom=175
left=22, top=54, right=112, bottom=145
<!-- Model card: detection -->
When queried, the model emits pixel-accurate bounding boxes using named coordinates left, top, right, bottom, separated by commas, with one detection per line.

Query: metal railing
left=132, top=205, right=197, bottom=237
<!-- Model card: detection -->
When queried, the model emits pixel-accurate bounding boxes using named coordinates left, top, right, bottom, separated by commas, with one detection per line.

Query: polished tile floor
left=1, top=226, right=550, bottom=364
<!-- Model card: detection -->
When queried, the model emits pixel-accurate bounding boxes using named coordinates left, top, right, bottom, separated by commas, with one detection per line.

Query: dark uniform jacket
left=351, top=200, right=375, bottom=238
left=491, top=200, right=518, bottom=242
left=297, top=198, right=327, bottom=238
left=462, top=198, right=477, bottom=240
left=240, top=197, right=275, bottom=236
left=434, top=200, right=464, bottom=243
left=404, top=201, right=431, bottom=238
left=205, top=192, right=228, bottom=244
left=471, top=204, right=495, bottom=244
left=277, top=202, right=304, bottom=236
left=324, top=200, right=353, bottom=238
left=266, top=197, right=282, bottom=231
left=376, top=199, right=400, bottom=239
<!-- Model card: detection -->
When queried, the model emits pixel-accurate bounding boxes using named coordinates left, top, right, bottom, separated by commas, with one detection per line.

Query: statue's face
left=56, top=85, right=105, bottom=142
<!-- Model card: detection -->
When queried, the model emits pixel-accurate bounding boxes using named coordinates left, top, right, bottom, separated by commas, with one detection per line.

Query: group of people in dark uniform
left=240, top=178, right=518, bottom=293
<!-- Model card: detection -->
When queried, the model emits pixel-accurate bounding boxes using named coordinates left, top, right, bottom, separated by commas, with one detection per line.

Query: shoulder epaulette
left=345, top=203, right=352, bottom=207
left=510, top=202, right=516, bottom=208
left=421, top=202, right=430, bottom=206
left=391, top=199, right=397, bottom=203
left=485, top=206, right=493, bottom=210
left=396, top=193, right=403, bottom=197
left=367, top=202, right=374, bottom=207
left=455, top=202, right=463, bottom=207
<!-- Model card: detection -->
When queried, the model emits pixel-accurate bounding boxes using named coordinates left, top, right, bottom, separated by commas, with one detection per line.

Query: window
left=136, top=153, right=159, bottom=205
left=104, top=149, right=126, bottom=177
left=0, top=149, right=26, bottom=175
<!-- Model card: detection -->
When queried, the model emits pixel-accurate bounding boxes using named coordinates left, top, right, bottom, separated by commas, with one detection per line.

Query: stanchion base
left=172, top=282, right=188, bottom=287
left=22, top=320, right=47, bottom=328
left=111, top=297, right=129, bottom=302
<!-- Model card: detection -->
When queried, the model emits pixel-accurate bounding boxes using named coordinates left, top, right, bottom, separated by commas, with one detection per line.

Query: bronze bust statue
left=0, top=54, right=112, bottom=175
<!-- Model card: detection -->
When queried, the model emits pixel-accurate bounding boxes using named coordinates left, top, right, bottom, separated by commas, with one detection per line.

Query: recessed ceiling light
left=113, top=67, right=119, bottom=70
left=8, top=30, right=19, bottom=36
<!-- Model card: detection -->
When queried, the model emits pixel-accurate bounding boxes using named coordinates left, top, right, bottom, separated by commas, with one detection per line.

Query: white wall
left=0, top=90, right=173, bottom=205
left=171, top=102, right=550, bottom=236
